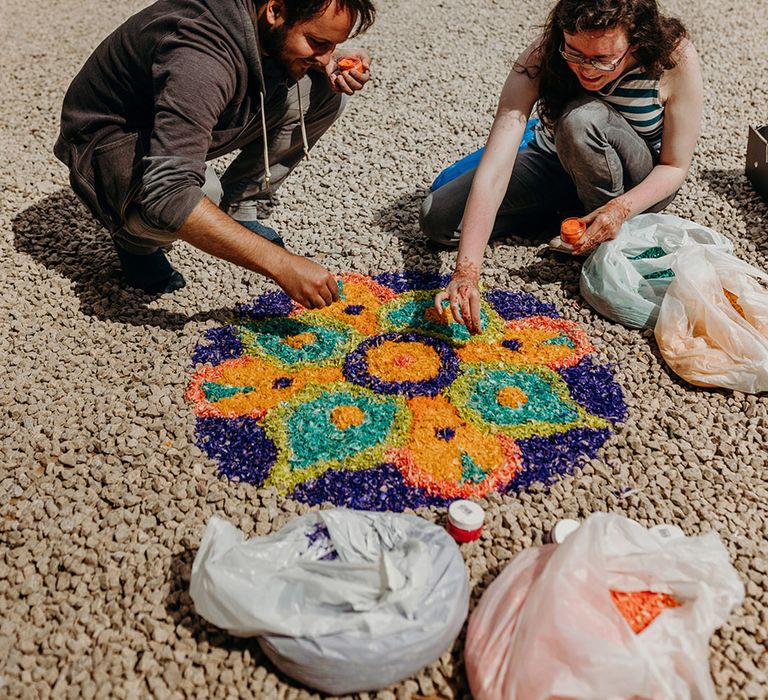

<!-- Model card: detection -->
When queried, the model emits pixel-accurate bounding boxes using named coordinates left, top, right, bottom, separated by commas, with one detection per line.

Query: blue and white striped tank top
left=535, top=66, right=664, bottom=153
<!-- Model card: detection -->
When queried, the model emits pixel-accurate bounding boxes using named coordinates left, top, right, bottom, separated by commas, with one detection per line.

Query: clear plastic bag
left=465, top=513, right=744, bottom=700
left=190, top=509, right=469, bottom=694
left=580, top=214, right=733, bottom=329
left=655, top=245, right=768, bottom=393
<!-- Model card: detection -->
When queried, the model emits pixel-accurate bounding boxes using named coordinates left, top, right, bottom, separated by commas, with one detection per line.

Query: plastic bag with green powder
left=579, top=213, right=733, bottom=329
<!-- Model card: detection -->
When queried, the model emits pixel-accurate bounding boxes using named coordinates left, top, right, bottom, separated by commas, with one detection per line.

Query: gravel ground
left=2, top=0, right=767, bottom=697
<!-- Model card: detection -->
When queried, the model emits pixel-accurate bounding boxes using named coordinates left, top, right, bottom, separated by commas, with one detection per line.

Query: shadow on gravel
left=12, top=189, right=234, bottom=329
left=372, top=188, right=443, bottom=267
left=501, top=251, right=584, bottom=288
left=164, top=547, right=311, bottom=691
left=373, top=188, right=572, bottom=269
left=700, top=167, right=768, bottom=223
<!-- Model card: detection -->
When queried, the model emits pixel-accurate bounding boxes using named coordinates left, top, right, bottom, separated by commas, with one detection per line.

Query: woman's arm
left=573, top=39, right=703, bottom=254
left=435, top=42, right=541, bottom=333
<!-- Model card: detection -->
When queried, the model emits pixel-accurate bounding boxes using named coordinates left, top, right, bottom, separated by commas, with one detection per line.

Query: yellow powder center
left=498, top=386, right=527, bottom=409
left=424, top=305, right=455, bottom=325
left=283, top=332, right=316, bottom=349
left=330, top=405, right=365, bottom=430
left=367, top=341, right=442, bottom=382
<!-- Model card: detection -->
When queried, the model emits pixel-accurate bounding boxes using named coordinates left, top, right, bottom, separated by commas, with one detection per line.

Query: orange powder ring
left=561, top=217, right=586, bottom=244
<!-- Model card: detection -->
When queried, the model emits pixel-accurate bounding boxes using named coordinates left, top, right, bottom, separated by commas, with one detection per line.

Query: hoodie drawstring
left=259, top=90, right=272, bottom=195
left=296, top=84, right=310, bottom=160
left=259, top=81, right=310, bottom=198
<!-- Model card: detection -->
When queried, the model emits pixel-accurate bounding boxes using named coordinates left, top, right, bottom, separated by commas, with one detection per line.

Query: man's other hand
left=327, top=49, right=371, bottom=95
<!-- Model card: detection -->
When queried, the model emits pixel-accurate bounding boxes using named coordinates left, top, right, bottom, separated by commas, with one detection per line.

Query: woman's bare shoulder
left=660, top=37, right=701, bottom=102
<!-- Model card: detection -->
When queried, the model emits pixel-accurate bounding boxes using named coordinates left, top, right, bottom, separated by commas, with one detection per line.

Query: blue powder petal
left=484, top=290, right=560, bottom=320
left=559, top=357, right=627, bottom=424
left=510, top=427, right=612, bottom=492
left=196, top=416, right=277, bottom=483
left=235, top=289, right=295, bottom=320
left=192, top=325, right=244, bottom=366
left=292, top=463, right=451, bottom=511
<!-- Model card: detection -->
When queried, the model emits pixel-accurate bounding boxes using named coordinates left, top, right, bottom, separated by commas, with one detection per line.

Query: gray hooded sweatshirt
left=54, top=0, right=270, bottom=234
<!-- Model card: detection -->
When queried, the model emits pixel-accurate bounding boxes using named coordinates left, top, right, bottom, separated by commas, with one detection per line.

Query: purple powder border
left=484, top=290, right=561, bottom=320
left=192, top=325, right=244, bottom=366
left=195, top=416, right=276, bottom=484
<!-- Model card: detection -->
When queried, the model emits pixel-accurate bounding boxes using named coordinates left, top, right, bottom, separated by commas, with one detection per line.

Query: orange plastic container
left=337, top=57, right=365, bottom=74
left=560, top=217, right=586, bottom=245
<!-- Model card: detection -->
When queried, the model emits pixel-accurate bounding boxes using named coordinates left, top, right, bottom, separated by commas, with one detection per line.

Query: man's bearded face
left=258, top=1, right=355, bottom=81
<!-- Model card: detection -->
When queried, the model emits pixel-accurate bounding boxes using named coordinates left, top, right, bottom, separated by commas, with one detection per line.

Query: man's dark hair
left=525, top=0, right=687, bottom=130
left=272, top=0, right=376, bottom=37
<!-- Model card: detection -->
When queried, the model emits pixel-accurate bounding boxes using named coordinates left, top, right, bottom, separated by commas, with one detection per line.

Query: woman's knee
left=555, top=96, right=613, bottom=150
left=418, top=190, right=458, bottom=246
left=419, top=191, right=443, bottom=242
left=419, top=169, right=475, bottom=245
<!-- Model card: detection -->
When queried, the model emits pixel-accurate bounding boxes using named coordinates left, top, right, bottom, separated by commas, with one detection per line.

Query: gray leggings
left=420, top=96, right=675, bottom=245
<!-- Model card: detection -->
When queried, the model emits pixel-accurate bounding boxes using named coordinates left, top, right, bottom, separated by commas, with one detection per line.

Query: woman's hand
left=434, top=260, right=482, bottom=335
left=572, top=198, right=630, bottom=255
left=326, top=49, right=372, bottom=95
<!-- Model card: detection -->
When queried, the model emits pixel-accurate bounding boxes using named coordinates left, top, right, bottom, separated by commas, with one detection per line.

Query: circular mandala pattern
left=188, top=272, right=627, bottom=510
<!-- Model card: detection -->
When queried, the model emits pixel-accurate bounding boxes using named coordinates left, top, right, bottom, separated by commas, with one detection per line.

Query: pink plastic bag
left=465, top=513, right=744, bottom=700
left=655, top=246, right=768, bottom=393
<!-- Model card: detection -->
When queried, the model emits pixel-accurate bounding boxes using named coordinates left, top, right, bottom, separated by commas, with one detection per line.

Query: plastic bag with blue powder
left=190, top=508, right=469, bottom=694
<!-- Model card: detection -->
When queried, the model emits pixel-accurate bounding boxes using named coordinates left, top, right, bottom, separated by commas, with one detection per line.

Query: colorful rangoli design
left=187, top=272, right=626, bottom=510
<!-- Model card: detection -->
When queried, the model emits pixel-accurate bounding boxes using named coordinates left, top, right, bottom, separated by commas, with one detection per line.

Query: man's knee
left=305, top=71, right=347, bottom=126
left=116, top=203, right=178, bottom=255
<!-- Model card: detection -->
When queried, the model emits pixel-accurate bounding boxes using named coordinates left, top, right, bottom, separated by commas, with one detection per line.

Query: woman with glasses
left=422, top=0, right=702, bottom=334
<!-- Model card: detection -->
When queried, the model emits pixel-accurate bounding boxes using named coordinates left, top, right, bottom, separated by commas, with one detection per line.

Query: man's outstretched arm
left=177, top=197, right=339, bottom=309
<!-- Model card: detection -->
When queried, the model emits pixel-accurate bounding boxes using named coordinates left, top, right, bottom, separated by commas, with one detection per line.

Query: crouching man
left=54, top=0, right=375, bottom=307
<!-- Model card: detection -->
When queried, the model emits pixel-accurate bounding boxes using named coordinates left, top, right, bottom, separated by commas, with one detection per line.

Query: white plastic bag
left=190, top=509, right=469, bottom=694
left=465, top=513, right=744, bottom=700
left=655, top=246, right=768, bottom=393
left=580, top=213, right=733, bottom=329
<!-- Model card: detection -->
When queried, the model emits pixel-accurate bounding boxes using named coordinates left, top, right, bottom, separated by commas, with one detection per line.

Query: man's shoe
left=237, top=220, right=285, bottom=247
left=114, top=246, right=187, bottom=294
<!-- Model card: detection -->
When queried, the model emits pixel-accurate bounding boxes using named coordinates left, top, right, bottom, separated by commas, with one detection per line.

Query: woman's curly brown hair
left=527, top=0, right=687, bottom=131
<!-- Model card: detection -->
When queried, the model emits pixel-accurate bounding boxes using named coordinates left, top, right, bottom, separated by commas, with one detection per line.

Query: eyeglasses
left=559, top=42, right=631, bottom=72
